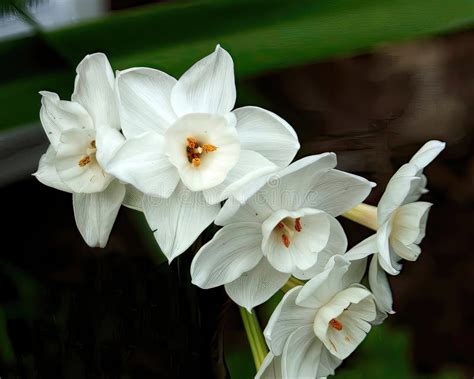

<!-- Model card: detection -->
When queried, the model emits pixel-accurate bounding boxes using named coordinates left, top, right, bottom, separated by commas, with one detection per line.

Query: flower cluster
left=34, top=46, right=444, bottom=378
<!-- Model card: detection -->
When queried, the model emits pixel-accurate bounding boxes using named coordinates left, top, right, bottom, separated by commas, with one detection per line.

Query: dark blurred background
left=0, top=0, right=473, bottom=378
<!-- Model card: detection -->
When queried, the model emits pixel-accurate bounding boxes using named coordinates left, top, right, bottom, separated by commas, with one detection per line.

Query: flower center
left=186, top=137, right=217, bottom=167
left=276, top=217, right=302, bottom=248
left=329, top=318, right=343, bottom=331
left=78, top=140, right=97, bottom=167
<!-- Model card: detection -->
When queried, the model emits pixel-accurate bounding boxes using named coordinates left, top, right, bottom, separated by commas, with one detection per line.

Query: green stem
left=239, top=307, right=268, bottom=370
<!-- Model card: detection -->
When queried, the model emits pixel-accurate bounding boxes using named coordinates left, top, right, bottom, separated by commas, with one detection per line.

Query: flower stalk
left=342, top=203, right=378, bottom=231
left=281, top=276, right=304, bottom=293
left=239, top=307, right=268, bottom=369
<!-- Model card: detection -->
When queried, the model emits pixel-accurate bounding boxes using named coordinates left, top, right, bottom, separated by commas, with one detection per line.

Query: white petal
left=377, top=163, right=421, bottom=224
left=344, top=234, right=378, bottom=261
left=256, top=353, right=282, bottom=379
left=171, top=45, right=236, bottom=116
left=142, top=183, right=220, bottom=261
left=233, top=106, right=299, bottom=167
left=225, top=257, right=290, bottom=311
left=262, top=209, right=331, bottom=273
left=282, top=326, right=342, bottom=379
left=295, top=255, right=350, bottom=309
left=72, top=180, right=125, bottom=248
left=244, top=154, right=337, bottom=209
left=95, top=125, right=125, bottom=168
left=264, top=286, right=314, bottom=356
left=72, top=53, right=119, bottom=128
left=190, top=222, right=263, bottom=289
left=292, top=216, right=348, bottom=281
left=164, top=113, right=240, bottom=192
left=391, top=201, right=432, bottom=245
left=106, top=132, right=180, bottom=198
left=115, top=67, right=177, bottom=138
left=33, top=145, right=71, bottom=193
left=215, top=194, right=274, bottom=226
left=39, top=91, right=93, bottom=149
left=301, top=169, right=374, bottom=217
left=409, top=140, right=446, bottom=170
left=368, top=255, right=394, bottom=315
left=202, top=151, right=278, bottom=204
left=376, top=221, right=399, bottom=274
left=55, top=128, right=113, bottom=193
left=390, top=239, right=421, bottom=261
left=122, top=185, right=143, bottom=211
left=313, top=285, right=376, bottom=360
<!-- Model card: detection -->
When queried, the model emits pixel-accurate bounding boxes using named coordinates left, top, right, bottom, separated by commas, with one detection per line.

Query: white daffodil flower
left=258, top=256, right=376, bottom=379
left=34, top=53, right=133, bottom=248
left=345, top=140, right=445, bottom=314
left=190, top=154, right=374, bottom=311
left=107, top=45, right=300, bottom=261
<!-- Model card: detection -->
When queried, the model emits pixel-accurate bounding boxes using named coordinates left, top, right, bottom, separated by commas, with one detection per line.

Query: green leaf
left=1, top=0, right=474, bottom=130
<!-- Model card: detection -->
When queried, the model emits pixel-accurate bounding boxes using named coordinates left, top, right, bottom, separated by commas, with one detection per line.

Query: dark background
left=0, top=1, right=473, bottom=378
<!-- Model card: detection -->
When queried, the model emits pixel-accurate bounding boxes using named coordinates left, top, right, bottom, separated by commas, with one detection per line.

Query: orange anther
left=277, top=222, right=284, bottom=229
left=295, top=218, right=302, bottom=232
left=191, top=157, right=201, bottom=167
left=329, top=319, right=343, bottom=331
left=282, top=234, right=290, bottom=248
left=187, top=137, right=198, bottom=149
left=202, top=144, right=217, bottom=153
left=78, top=156, right=91, bottom=167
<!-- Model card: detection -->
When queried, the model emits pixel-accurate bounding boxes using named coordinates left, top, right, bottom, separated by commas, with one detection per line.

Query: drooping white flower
left=34, top=53, right=133, bottom=247
left=258, top=256, right=376, bottom=379
left=107, top=45, right=300, bottom=261
left=345, top=140, right=445, bottom=314
left=190, top=154, right=374, bottom=310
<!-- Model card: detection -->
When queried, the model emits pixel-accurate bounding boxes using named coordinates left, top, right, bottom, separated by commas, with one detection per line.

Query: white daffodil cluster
left=34, top=45, right=445, bottom=378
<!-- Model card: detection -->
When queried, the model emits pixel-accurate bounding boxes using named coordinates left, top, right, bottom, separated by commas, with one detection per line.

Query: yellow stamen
left=78, top=156, right=91, bottom=167
left=187, top=137, right=198, bottom=149
left=192, top=157, right=201, bottom=167
left=202, top=144, right=217, bottom=153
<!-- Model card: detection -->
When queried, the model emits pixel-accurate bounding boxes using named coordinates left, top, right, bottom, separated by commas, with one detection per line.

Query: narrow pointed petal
left=233, top=106, right=299, bottom=167
left=39, top=91, right=93, bottom=149
left=72, top=180, right=125, bottom=248
left=301, top=169, right=374, bottom=217
left=256, top=353, right=282, bottom=379
left=225, top=257, right=290, bottom=311
left=409, top=140, right=446, bottom=170
left=314, top=285, right=376, bottom=360
left=142, top=183, right=220, bottom=262
left=171, top=45, right=236, bottom=116
left=34, top=146, right=71, bottom=193
left=122, top=185, right=143, bottom=211
left=72, top=53, right=119, bottom=128
left=264, top=286, right=314, bottom=356
left=282, top=326, right=342, bottom=378
left=377, top=163, right=421, bottom=224
left=190, top=222, right=263, bottom=289
left=369, top=254, right=394, bottom=315
left=345, top=234, right=378, bottom=261
left=106, top=132, right=180, bottom=198
left=203, top=151, right=278, bottom=204
left=116, top=67, right=177, bottom=138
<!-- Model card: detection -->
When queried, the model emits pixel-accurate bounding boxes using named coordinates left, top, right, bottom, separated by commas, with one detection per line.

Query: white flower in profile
left=34, top=53, right=131, bottom=247
left=257, top=256, right=376, bottom=379
left=345, top=140, right=445, bottom=314
left=190, top=154, right=374, bottom=311
left=107, top=45, right=300, bottom=261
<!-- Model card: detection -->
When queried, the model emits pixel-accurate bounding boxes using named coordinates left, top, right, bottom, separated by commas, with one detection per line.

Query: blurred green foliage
left=1, top=0, right=474, bottom=130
